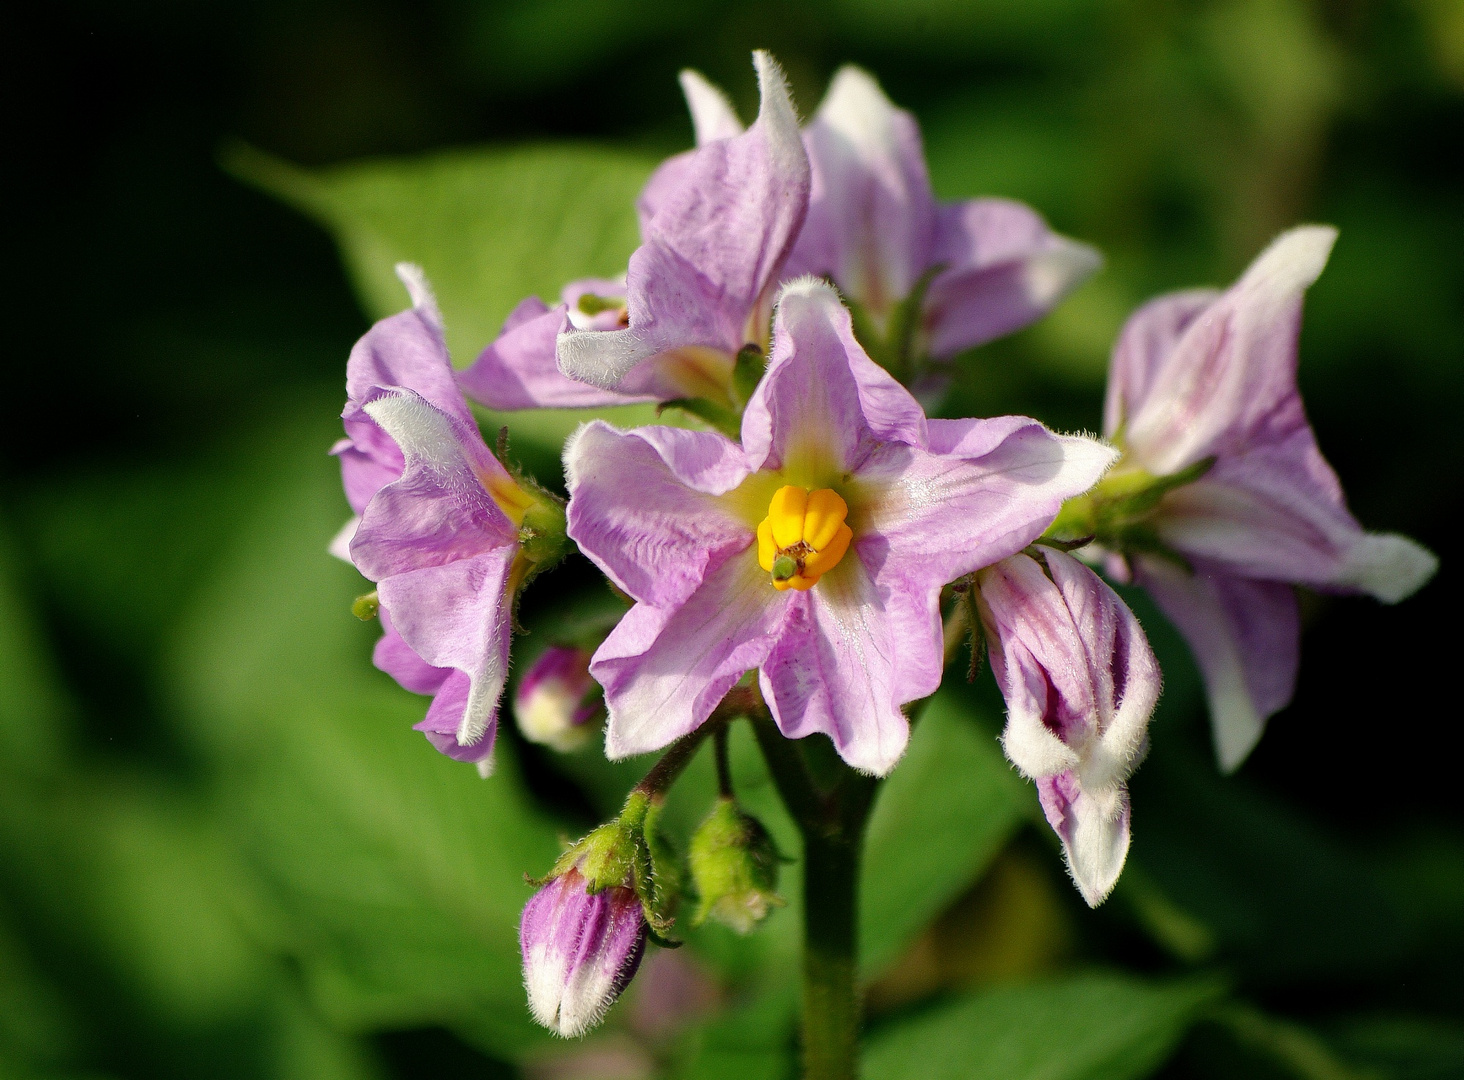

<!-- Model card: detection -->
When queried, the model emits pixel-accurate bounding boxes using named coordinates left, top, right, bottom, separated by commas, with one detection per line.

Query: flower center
left=756, top=485, right=852, bottom=591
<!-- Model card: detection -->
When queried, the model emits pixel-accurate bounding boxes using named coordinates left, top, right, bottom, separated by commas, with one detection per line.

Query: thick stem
left=801, top=828, right=862, bottom=1080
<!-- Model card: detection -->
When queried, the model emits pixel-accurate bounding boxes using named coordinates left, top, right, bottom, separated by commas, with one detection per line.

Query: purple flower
left=335, top=264, right=550, bottom=772
left=1101, top=227, right=1437, bottom=770
left=461, top=51, right=809, bottom=412
left=520, top=868, right=648, bottom=1038
left=976, top=548, right=1160, bottom=906
left=514, top=645, right=603, bottom=752
left=672, top=65, right=1100, bottom=362
left=564, top=278, right=1116, bottom=775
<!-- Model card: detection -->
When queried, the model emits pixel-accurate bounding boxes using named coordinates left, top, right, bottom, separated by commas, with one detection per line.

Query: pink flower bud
left=513, top=646, right=602, bottom=752
left=520, top=869, right=647, bottom=1038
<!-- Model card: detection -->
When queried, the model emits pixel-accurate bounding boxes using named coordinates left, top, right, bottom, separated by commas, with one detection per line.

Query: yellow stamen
left=484, top=473, right=535, bottom=527
left=756, top=485, right=852, bottom=591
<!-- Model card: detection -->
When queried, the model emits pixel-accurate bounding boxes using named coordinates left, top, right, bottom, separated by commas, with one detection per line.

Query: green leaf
left=863, top=972, right=1225, bottom=1080
left=224, top=143, right=666, bottom=471
left=0, top=524, right=73, bottom=778
left=163, top=416, right=569, bottom=1059
left=860, top=690, right=1029, bottom=977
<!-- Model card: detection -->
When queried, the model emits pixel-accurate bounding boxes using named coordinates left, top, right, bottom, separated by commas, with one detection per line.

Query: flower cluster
left=329, top=53, right=1435, bottom=1038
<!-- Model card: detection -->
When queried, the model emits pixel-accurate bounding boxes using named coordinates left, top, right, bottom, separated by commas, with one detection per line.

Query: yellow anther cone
left=756, top=485, right=852, bottom=590
left=767, top=485, right=809, bottom=549
left=803, top=489, right=849, bottom=551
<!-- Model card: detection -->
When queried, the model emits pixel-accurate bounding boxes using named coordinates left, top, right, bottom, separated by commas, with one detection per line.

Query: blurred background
left=3, top=1, right=1462, bottom=1078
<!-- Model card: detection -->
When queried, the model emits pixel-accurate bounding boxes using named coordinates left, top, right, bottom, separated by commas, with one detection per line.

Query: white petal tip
left=475, top=757, right=495, bottom=779
left=1244, top=225, right=1338, bottom=298
left=394, top=262, right=444, bottom=331
left=679, top=69, right=743, bottom=144
left=1211, top=688, right=1266, bottom=774
left=1342, top=532, right=1438, bottom=604
left=328, top=516, right=360, bottom=562
left=1023, top=240, right=1104, bottom=309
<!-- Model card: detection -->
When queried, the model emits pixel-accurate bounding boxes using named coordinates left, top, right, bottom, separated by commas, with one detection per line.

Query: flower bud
left=688, top=798, right=785, bottom=934
left=520, top=868, right=648, bottom=1038
left=514, top=646, right=602, bottom=752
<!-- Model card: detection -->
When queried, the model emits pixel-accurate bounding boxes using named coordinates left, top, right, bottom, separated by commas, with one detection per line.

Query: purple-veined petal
left=521, top=870, right=648, bottom=1039
left=350, top=391, right=519, bottom=580
left=784, top=66, right=936, bottom=321
left=856, top=417, right=1118, bottom=589
left=459, top=297, right=651, bottom=410
left=373, top=607, right=451, bottom=696
left=1155, top=452, right=1437, bottom=602
left=923, top=199, right=1102, bottom=359
left=564, top=420, right=753, bottom=610
left=595, top=553, right=790, bottom=760
left=1037, top=771, right=1132, bottom=908
left=1102, top=289, right=1219, bottom=440
left=1134, top=554, right=1298, bottom=772
left=558, top=51, right=809, bottom=394
left=378, top=547, right=516, bottom=752
left=742, top=278, right=928, bottom=476
left=976, top=549, right=1157, bottom=905
left=415, top=670, right=497, bottom=768
left=758, top=554, right=922, bottom=775
left=1122, top=226, right=1337, bottom=475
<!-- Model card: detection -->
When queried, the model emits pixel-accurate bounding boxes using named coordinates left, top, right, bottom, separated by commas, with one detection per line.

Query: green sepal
left=732, top=344, right=766, bottom=407
left=351, top=590, right=380, bottom=621
left=842, top=263, right=944, bottom=386
left=1045, top=456, right=1217, bottom=557
left=688, top=797, right=786, bottom=934
left=658, top=397, right=742, bottom=439
left=576, top=292, right=625, bottom=317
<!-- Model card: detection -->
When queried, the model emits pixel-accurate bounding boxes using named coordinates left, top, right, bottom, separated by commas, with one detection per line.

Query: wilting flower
left=462, top=51, right=810, bottom=412
left=514, top=645, right=603, bottom=752
left=521, top=868, right=648, bottom=1038
left=670, top=64, right=1099, bottom=373
left=564, top=278, right=1115, bottom=774
left=1093, top=226, right=1437, bottom=770
left=334, top=263, right=566, bottom=771
left=975, top=548, right=1160, bottom=906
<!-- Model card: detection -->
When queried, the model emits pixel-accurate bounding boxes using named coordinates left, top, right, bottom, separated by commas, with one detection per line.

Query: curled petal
left=1037, top=772, right=1131, bottom=907
left=680, top=69, right=744, bottom=145
left=1102, top=289, right=1219, bottom=440
left=924, top=200, right=1101, bottom=359
left=1135, top=555, right=1299, bottom=773
left=558, top=51, right=810, bottom=395
left=459, top=297, right=650, bottom=410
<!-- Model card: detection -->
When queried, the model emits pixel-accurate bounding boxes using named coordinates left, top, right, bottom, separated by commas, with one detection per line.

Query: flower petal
left=373, top=607, right=451, bottom=696
left=350, top=391, right=519, bottom=580
left=680, top=69, right=745, bottom=145
left=923, top=199, right=1101, bottom=358
left=414, top=670, right=497, bottom=766
left=1134, top=555, right=1299, bottom=772
left=1157, top=449, right=1437, bottom=601
left=459, top=297, right=650, bottom=410
left=595, top=553, right=789, bottom=759
left=565, top=421, right=753, bottom=609
left=784, top=66, right=936, bottom=317
left=558, top=51, right=809, bottom=393
left=857, top=417, right=1117, bottom=588
left=1123, top=225, right=1337, bottom=475
left=742, top=278, right=928, bottom=476
left=1036, top=771, right=1131, bottom=907
left=379, top=546, right=516, bottom=751
left=1101, top=289, right=1219, bottom=440
left=759, top=554, right=922, bottom=775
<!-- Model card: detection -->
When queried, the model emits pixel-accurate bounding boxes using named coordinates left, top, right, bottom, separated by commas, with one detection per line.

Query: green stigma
left=771, top=554, right=797, bottom=582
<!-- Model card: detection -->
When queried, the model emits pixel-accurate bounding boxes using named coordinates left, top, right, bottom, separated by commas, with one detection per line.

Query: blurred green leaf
left=163, top=415, right=569, bottom=1059
left=1330, top=1014, right=1464, bottom=1080
left=860, top=690, right=1029, bottom=978
left=863, top=972, right=1224, bottom=1080
left=224, top=143, right=665, bottom=472
left=0, top=525, right=72, bottom=777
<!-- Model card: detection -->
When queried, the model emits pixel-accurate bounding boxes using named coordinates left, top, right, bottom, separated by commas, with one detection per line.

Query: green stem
left=801, top=827, right=863, bottom=1080
left=749, top=707, right=877, bottom=1080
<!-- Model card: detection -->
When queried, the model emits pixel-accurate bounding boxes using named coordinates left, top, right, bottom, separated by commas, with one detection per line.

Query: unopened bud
left=689, top=798, right=784, bottom=934
left=521, top=868, right=648, bottom=1038
left=514, top=646, right=602, bottom=752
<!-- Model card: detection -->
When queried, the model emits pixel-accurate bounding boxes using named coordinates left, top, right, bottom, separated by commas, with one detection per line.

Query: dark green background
left=3, top=2, right=1461, bottom=1078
